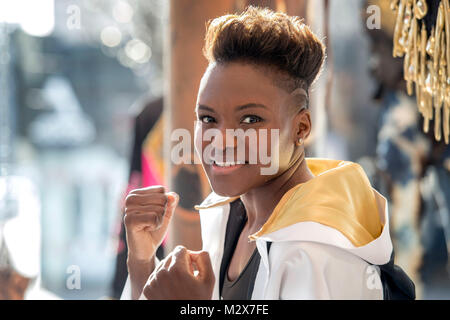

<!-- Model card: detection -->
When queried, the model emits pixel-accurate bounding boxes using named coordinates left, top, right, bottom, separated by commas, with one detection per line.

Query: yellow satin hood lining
left=249, top=159, right=383, bottom=247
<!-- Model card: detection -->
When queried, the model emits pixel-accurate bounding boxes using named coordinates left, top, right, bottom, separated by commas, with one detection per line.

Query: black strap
left=378, top=251, right=416, bottom=300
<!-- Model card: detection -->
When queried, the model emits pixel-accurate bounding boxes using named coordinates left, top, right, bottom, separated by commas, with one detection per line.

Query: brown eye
left=241, top=115, right=263, bottom=124
left=200, top=115, right=216, bottom=124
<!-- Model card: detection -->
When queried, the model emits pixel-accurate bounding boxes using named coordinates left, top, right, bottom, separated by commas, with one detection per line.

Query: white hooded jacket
left=194, top=158, right=393, bottom=300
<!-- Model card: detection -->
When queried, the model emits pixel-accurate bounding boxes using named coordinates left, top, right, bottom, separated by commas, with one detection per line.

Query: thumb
left=164, top=192, right=179, bottom=222
left=189, top=251, right=214, bottom=284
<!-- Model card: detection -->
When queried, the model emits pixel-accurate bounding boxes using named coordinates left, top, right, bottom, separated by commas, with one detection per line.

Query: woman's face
left=194, top=62, right=310, bottom=197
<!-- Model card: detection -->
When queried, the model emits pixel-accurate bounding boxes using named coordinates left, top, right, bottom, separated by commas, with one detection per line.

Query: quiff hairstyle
left=202, top=6, right=326, bottom=109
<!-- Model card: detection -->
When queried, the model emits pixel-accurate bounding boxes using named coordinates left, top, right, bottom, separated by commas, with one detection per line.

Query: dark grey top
left=220, top=199, right=261, bottom=300
left=222, top=247, right=260, bottom=300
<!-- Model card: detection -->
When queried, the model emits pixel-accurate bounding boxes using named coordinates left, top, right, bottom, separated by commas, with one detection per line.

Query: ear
left=292, top=109, right=312, bottom=143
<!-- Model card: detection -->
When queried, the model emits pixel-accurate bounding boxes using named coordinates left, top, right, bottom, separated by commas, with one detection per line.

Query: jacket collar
left=195, top=157, right=384, bottom=247
left=194, top=192, right=239, bottom=210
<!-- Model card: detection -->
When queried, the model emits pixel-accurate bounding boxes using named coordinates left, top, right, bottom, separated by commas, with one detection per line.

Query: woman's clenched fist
left=124, top=186, right=179, bottom=263
left=142, top=246, right=215, bottom=300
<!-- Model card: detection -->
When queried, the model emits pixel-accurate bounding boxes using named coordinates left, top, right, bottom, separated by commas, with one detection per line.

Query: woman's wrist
left=127, top=253, right=156, bottom=266
left=127, top=255, right=157, bottom=300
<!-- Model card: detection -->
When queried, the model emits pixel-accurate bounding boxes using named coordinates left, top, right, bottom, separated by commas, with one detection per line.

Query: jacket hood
left=195, top=158, right=393, bottom=265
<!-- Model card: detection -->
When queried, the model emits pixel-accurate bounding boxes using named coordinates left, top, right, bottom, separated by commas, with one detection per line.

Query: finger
left=125, top=193, right=167, bottom=206
left=130, top=185, right=165, bottom=195
left=170, top=245, right=190, bottom=270
left=125, top=204, right=165, bottom=215
left=143, top=281, right=162, bottom=300
left=123, top=212, right=161, bottom=230
left=154, top=258, right=166, bottom=273
left=189, top=251, right=214, bottom=283
left=160, top=255, right=173, bottom=272
left=166, top=192, right=179, bottom=209
left=160, top=192, right=179, bottom=227
left=147, top=258, right=166, bottom=283
left=157, top=244, right=185, bottom=272
left=147, top=256, right=170, bottom=285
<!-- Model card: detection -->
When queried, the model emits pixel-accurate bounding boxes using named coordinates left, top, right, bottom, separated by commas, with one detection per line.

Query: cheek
left=262, top=127, right=294, bottom=171
left=194, top=122, right=204, bottom=162
left=256, top=127, right=290, bottom=158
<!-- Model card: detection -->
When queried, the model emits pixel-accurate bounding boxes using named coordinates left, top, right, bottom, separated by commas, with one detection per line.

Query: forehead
left=197, top=62, right=286, bottom=108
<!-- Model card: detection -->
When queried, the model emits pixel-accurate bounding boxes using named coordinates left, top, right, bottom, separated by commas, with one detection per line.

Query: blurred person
left=363, top=0, right=450, bottom=298
left=122, top=6, right=415, bottom=300
left=0, top=175, right=59, bottom=300
left=419, top=130, right=450, bottom=288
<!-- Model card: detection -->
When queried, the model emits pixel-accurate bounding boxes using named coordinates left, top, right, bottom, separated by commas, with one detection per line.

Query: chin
left=207, top=175, right=255, bottom=197
left=203, top=164, right=268, bottom=197
left=209, top=182, right=245, bottom=198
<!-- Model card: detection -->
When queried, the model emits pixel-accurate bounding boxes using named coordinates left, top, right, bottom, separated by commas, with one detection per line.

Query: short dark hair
left=203, top=6, right=326, bottom=106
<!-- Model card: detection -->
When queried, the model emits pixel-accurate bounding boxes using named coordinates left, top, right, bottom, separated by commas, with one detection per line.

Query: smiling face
left=194, top=62, right=311, bottom=197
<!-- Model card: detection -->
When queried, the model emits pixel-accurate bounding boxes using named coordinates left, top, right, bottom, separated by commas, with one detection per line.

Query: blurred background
left=0, top=0, right=449, bottom=300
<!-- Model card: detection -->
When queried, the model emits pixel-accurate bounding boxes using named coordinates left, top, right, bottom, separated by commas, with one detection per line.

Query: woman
left=122, top=6, right=414, bottom=300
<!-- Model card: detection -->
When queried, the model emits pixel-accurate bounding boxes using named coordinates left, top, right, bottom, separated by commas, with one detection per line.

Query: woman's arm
left=121, top=186, right=179, bottom=299
left=127, top=256, right=157, bottom=300
left=121, top=256, right=160, bottom=300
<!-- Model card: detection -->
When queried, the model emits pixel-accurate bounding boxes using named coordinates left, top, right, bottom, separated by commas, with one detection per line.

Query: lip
left=210, top=162, right=246, bottom=174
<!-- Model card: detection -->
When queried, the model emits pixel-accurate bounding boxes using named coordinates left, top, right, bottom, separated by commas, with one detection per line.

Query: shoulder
left=271, top=241, right=364, bottom=265
left=267, top=241, right=383, bottom=299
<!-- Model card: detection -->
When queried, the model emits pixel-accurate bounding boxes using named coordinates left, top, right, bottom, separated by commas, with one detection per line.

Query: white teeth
left=214, top=161, right=246, bottom=167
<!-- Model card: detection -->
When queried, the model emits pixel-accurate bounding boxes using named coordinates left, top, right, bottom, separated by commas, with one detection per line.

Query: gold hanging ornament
left=392, top=0, right=450, bottom=144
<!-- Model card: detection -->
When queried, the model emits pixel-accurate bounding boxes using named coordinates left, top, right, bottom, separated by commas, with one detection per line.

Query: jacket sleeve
left=266, top=241, right=383, bottom=300
left=120, top=276, right=132, bottom=300
left=120, top=256, right=161, bottom=300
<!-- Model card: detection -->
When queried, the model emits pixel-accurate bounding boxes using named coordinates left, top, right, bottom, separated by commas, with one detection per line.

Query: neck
left=240, top=152, right=315, bottom=234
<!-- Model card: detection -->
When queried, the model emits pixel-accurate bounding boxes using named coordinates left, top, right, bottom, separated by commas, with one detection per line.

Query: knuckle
left=143, top=185, right=165, bottom=194
left=151, top=206, right=164, bottom=215
left=149, top=195, right=165, bottom=206
left=173, top=246, right=187, bottom=257
left=123, top=213, right=132, bottom=226
left=153, top=185, right=165, bottom=192
left=143, top=284, right=153, bottom=298
left=124, top=206, right=134, bottom=214
left=124, top=193, right=135, bottom=205
left=157, top=268, right=169, bottom=280
left=129, top=188, right=144, bottom=197
left=171, top=260, right=181, bottom=271
left=175, top=245, right=186, bottom=252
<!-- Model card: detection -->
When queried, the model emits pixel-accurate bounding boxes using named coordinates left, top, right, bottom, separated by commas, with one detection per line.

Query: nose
left=210, top=127, right=238, bottom=150
left=209, top=127, right=241, bottom=163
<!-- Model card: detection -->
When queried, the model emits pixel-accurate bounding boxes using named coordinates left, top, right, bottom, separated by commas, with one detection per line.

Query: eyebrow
left=236, top=103, right=269, bottom=111
left=196, top=105, right=216, bottom=113
left=197, top=103, right=269, bottom=113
